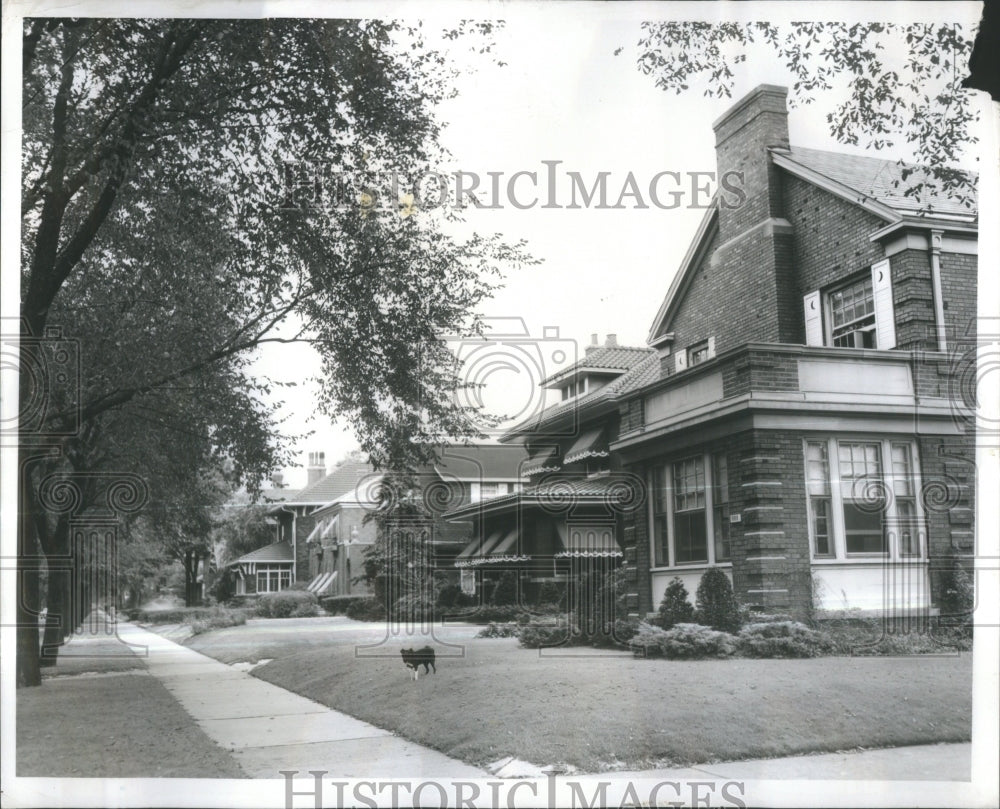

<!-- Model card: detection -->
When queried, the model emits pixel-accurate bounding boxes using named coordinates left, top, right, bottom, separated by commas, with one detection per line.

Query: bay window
left=804, top=437, right=924, bottom=561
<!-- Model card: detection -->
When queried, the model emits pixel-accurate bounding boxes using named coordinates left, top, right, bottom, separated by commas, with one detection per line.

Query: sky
left=240, top=3, right=984, bottom=488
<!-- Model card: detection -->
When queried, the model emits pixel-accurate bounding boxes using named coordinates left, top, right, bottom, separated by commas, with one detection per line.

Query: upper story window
left=830, top=276, right=876, bottom=348
left=688, top=340, right=711, bottom=366
left=560, top=378, right=587, bottom=401
left=803, top=259, right=896, bottom=350
left=673, top=336, right=716, bottom=374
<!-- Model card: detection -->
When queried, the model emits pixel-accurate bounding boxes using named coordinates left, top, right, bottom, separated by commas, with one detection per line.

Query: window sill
left=650, top=562, right=733, bottom=573
left=811, top=557, right=926, bottom=565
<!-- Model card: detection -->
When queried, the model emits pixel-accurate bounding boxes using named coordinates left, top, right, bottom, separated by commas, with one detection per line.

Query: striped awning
left=454, top=529, right=504, bottom=568
left=563, top=427, right=608, bottom=465
left=477, top=528, right=530, bottom=565
left=305, top=520, right=324, bottom=543
left=554, top=523, right=622, bottom=558
left=307, top=571, right=337, bottom=594
left=523, top=445, right=560, bottom=476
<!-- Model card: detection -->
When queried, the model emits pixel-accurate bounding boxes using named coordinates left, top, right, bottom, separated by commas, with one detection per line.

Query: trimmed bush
left=658, top=623, right=737, bottom=659
left=517, top=617, right=571, bottom=648
left=476, top=622, right=520, bottom=638
left=535, top=579, right=566, bottom=607
left=656, top=577, right=694, bottom=629
left=189, top=607, right=247, bottom=635
left=938, top=550, right=974, bottom=624
left=490, top=571, right=518, bottom=606
left=737, top=621, right=833, bottom=658
left=695, top=568, right=742, bottom=634
left=128, top=607, right=220, bottom=624
left=448, top=604, right=533, bottom=624
left=345, top=597, right=388, bottom=622
left=255, top=590, right=319, bottom=619
left=319, top=594, right=369, bottom=615
left=628, top=621, right=671, bottom=658
left=436, top=584, right=475, bottom=608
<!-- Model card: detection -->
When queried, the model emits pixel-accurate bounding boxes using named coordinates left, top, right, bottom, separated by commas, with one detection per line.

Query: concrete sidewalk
left=117, top=621, right=487, bottom=779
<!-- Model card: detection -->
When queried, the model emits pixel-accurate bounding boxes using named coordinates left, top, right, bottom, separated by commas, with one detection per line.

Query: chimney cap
left=712, top=84, right=789, bottom=136
left=605, top=334, right=618, bottom=347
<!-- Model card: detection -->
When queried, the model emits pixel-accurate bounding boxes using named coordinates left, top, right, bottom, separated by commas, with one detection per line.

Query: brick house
left=444, top=338, right=657, bottom=601
left=611, top=84, right=977, bottom=619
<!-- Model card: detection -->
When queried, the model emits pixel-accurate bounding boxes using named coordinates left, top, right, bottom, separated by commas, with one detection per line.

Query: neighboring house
left=612, top=84, right=977, bottom=619
left=446, top=84, right=977, bottom=623
left=444, top=338, right=657, bottom=601
left=229, top=541, right=294, bottom=596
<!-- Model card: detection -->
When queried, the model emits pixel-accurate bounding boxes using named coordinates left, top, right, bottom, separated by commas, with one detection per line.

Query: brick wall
left=940, top=251, right=978, bottom=342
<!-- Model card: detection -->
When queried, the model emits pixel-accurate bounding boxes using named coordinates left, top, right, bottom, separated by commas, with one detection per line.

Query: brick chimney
left=712, top=84, right=789, bottom=242
left=270, top=471, right=285, bottom=489
left=306, top=451, right=326, bottom=486
left=709, top=85, right=798, bottom=345
left=584, top=333, right=600, bottom=356
left=605, top=333, right=618, bottom=348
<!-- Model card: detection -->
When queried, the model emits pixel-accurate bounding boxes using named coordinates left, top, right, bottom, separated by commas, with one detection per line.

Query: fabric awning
left=307, top=571, right=337, bottom=594
left=554, top=523, right=622, bottom=558
left=523, top=445, right=560, bottom=476
left=563, top=428, right=608, bottom=465
left=305, top=520, right=324, bottom=543
left=320, top=513, right=339, bottom=541
left=454, top=529, right=502, bottom=568
left=478, top=528, right=530, bottom=564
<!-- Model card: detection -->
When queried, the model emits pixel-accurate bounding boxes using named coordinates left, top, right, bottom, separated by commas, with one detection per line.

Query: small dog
left=400, top=646, right=436, bottom=680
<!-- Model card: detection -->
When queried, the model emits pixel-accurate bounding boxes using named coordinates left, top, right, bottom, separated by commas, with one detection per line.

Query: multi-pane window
left=804, top=438, right=923, bottom=561
left=688, top=340, right=711, bottom=366
left=256, top=566, right=291, bottom=593
left=805, top=442, right=833, bottom=557
left=651, top=453, right=729, bottom=568
left=838, top=442, right=885, bottom=554
left=712, top=454, right=731, bottom=562
left=653, top=465, right=670, bottom=567
left=830, top=276, right=876, bottom=348
left=673, top=456, right=708, bottom=564
left=891, top=442, right=920, bottom=556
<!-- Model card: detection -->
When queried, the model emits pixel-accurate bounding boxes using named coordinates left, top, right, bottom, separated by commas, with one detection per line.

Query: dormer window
left=560, top=378, right=587, bottom=401
left=688, top=340, right=711, bottom=366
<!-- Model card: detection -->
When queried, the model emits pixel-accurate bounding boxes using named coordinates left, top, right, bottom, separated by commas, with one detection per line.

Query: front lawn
left=246, top=636, right=972, bottom=772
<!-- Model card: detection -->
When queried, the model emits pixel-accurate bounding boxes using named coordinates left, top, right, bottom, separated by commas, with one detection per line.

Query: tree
left=18, top=19, right=530, bottom=686
left=626, top=21, right=979, bottom=206
left=695, top=568, right=742, bottom=634
left=656, top=576, right=694, bottom=629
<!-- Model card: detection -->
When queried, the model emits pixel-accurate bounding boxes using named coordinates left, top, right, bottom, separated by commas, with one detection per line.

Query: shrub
left=448, top=604, right=533, bottom=624
left=517, top=617, right=571, bottom=648
left=695, top=568, right=742, bottom=633
left=536, top=579, right=566, bottom=607
left=490, top=571, right=518, bottom=606
left=628, top=621, right=671, bottom=658
left=737, top=621, right=833, bottom=658
left=476, top=622, right=520, bottom=638
left=319, top=594, right=370, bottom=615
left=937, top=550, right=974, bottom=624
left=128, top=607, right=218, bottom=624
left=658, top=623, right=737, bottom=659
left=345, top=597, right=388, bottom=622
left=255, top=590, right=319, bottom=619
left=188, top=607, right=248, bottom=636
left=656, top=577, right=694, bottom=629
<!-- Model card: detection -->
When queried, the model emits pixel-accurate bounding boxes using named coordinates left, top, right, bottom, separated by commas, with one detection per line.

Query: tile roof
left=258, top=486, right=300, bottom=504
left=229, top=540, right=294, bottom=565
left=506, top=351, right=659, bottom=438
left=780, top=146, right=978, bottom=219
left=543, top=345, right=656, bottom=384
left=433, top=443, right=529, bottom=481
left=443, top=473, right=636, bottom=520
left=282, top=460, right=376, bottom=506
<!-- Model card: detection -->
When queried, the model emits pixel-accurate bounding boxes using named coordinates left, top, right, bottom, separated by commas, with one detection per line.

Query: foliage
left=516, top=617, right=571, bottom=649
left=628, top=621, right=672, bottom=658
left=658, top=623, right=737, bottom=660
left=211, top=567, right=238, bottom=604
left=737, top=621, right=833, bottom=658
left=320, top=594, right=370, bottom=615
left=820, top=616, right=972, bottom=656
left=656, top=577, right=694, bottom=629
left=695, top=568, right=742, bottom=634
left=490, top=570, right=518, bottom=606
left=127, top=605, right=247, bottom=625
left=255, top=590, right=319, bottom=619
left=475, top=622, right=520, bottom=638
left=937, top=550, right=975, bottom=623
left=189, top=607, right=249, bottom=635
left=535, top=579, right=566, bottom=607
left=345, top=597, right=388, bottom=622
left=435, top=584, right=476, bottom=609
left=628, top=21, right=979, bottom=206
left=213, top=503, right=276, bottom=567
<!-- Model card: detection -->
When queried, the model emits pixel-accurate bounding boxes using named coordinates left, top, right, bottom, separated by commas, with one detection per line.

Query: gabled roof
left=258, top=485, right=300, bottom=505
left=777, top=146, right=978, bottom=221
left=278, top=460, right=375, bottom=507
left=647, top=144, right=978, bottom=344
left=504, top=350, right=659, bottom=440
left=228, top=540, right=294, bottom=565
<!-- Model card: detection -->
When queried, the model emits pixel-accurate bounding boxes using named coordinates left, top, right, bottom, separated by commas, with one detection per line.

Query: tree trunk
left=16, top=491, right=42, bottom=687
left=39, top=519, right=71, bottom=666
left=184, top=549, right=202, bottom=607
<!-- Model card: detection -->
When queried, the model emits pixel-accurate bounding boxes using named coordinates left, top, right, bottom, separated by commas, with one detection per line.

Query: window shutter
left=707, top=336, right=716, bottom=358
left=803, top=290, right=823, bottom=346
left=871, top=259, right=896, bottom=349
left=675, top=350, right=688, bottom=373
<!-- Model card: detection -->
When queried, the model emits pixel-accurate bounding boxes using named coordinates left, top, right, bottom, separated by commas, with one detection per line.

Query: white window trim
left=648, top=452, right=732, bottom=571
left=804, top=261, right=895, bottom=350
left=803, top=436, right=925, bottom=563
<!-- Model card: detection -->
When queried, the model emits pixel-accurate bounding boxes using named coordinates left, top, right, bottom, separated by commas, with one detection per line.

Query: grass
left=245, top=636, right=972, bottom=772
left=18, top=624, right=244, bottom=778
